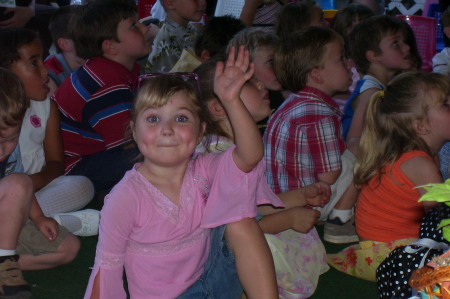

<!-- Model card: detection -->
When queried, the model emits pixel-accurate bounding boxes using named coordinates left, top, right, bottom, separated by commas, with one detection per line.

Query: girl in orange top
left=328, top=72, right=450, bottom=281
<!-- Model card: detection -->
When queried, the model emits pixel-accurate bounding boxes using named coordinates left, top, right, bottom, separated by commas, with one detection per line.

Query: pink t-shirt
left=84, top=147, right=283, bottom=298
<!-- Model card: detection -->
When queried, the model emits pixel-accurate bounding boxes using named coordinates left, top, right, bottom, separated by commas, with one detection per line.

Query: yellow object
left=324, top=9, right=338, bottom=18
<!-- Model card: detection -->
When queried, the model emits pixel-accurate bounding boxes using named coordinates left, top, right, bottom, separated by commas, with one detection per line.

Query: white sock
left=0, top=249, right=16, bottom=257
left=330, top=209, right=353, bottom=223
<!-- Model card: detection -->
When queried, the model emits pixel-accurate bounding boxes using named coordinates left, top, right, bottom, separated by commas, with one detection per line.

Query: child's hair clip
left=379, top=89, right=385, bottom=98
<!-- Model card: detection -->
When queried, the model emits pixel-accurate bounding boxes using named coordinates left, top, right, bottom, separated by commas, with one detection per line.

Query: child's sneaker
left=52, top=209, right=100, bottom=237
left=0, top=255, right=31, bottom=299
left=323, top=216, right=359, bottom=244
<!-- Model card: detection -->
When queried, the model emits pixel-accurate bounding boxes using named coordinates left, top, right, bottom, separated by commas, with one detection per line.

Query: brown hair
left=274, top=27, right=342, bottom=92
left=69, top=0, right=137, bottom=59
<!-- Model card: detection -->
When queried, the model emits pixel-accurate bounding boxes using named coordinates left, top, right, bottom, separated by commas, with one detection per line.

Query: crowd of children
left=2, top=0, right=450, bottom=298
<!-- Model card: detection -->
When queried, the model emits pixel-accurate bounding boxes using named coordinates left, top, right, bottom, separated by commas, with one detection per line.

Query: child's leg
left=225, top=217, right=278, bottom=299
left=17, top=224, right=80, bottom=271
left=35, top=175, right=94, bottom=214
left=0, top=174, right=33, bottom=250
left=36, top=175, right=99, bottom=236
left=0, top=174, right=33, bottom=297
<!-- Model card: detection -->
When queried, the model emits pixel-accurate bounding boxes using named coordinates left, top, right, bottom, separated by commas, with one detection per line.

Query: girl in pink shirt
left=85, top=46, right=282, bottom=299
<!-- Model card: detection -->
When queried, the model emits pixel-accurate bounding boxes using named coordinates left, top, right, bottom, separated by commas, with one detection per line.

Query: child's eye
left=146, top=116, right=159, bottom=123
left=176, top=116, right=188, bottom=122
left=392, top=40, right=399, bottom=47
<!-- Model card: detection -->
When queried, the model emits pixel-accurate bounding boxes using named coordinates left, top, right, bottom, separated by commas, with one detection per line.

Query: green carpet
left=23, top=223, right=379, bottom=298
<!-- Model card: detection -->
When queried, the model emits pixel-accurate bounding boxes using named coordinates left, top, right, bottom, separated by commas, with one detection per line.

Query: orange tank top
left=355, top=151, right=430, bottom=242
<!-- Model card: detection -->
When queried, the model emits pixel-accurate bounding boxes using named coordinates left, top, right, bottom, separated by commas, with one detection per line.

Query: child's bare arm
left=401, top=155, right=441, bottom=213
left=259, top=182, right=331, bottom=216
left=29, top=100, right=65, bottom=192
left=318, top=169, right=341, bottom=185
left=240, top=0, right=262, bottom=27
left=258, top=207, right=320, bottom=234
left=214, top=45, right=263, bottom=172
left=29, top=195, right=58, bottom=241
left=346, top=88, right=379, bottom=144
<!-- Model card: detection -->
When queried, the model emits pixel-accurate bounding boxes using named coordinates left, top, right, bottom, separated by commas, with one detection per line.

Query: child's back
left=328, top=72, right=448, bottom=282
left=52, top=0, right=151, bottom=194
left=145, top=0, right=206, bottom=73
left=264, top=27, right=349, bottom=193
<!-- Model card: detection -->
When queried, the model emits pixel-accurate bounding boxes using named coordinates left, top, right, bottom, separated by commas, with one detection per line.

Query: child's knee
left=56, top=233, right=80, bottom=264
left=0, top=173, right=33, bottom=210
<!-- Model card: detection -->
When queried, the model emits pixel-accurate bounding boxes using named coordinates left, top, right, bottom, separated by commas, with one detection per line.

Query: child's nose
left=161, top=120, right=174, bottom=135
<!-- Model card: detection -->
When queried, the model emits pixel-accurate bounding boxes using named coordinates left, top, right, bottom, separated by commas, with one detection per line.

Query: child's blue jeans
left=177, top=225, right=243, bottom=299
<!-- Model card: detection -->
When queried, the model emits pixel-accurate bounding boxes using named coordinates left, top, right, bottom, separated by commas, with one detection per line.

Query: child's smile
left=133, top=91, right=204, bottom=169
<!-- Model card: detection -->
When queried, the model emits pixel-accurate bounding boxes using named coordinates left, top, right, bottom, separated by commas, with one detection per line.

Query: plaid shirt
left=263, top=86, right=346, bottom=193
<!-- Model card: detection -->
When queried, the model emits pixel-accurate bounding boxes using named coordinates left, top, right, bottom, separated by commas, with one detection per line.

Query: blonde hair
left=354, top=72, right=450, bottom=188
left=0, top=68, right=29, bottom=130
left=226, top=27, right=279, bottom=62
left=131, top=75, right=204, bottom=123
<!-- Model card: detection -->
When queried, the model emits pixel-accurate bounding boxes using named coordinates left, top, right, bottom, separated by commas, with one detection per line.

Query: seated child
left=0, top=67, right=80, bottom=298
left=195, top=55, right=331, bottom=298
left=331, top=3, right=373, bottom=97
left=170, top=15, right=246, bottom=72
left=324, top=15, right=414, bottom=244
left=194, top=15, right=245, bottom=62
left=45, top=5, right=85, bottom=96
left=433, top=6, right=450, bottom=75
left=328, top=72, right=446, bottom=282
left=52, top=0, right=152, bottom=194
left=85, top=46, right=281, bottom=299
left=240, top=0, right=289, bottom=27
left=145, top=0, right=206, bottom=73
left=264, top=26, right=349, bottom=204
left=227, top=27, right=284, bottom=133
left=275, top=1, right=329, bottom=40
left=0, top=28, right=98, bottom=237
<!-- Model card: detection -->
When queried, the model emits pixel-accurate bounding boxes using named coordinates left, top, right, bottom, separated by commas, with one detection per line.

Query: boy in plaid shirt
left=264, top=27, right=350, bottom=200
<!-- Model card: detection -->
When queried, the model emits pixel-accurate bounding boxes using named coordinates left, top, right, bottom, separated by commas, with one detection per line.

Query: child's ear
left=444, top=27, right=450, bottom=39
left=366, top=50, right=377, bottom=64
left=207, top=99, right=226, bottom=119
left=130, top=121, right=136, bottom=140
left=163, top=0, right=175, bottom=10
left=199, top=50, right=210, bottom=62
left=57, top=38, right=75, bottom=52
left=102, top=39, right=118, bottom=56
left=309, top=68, right=323, bottom=84
left=198, top=121, right=206, bottom=143
left=413, top=119, right=431, bottom=135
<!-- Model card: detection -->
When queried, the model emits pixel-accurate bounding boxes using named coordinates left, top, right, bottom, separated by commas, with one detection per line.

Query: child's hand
left=304, top=182, right=331, bottom=207
left=34, top=215, right=59, bottom=241
left=288, top=207, right=320, bottom=233
left=214, top=45, right=254, bottom=106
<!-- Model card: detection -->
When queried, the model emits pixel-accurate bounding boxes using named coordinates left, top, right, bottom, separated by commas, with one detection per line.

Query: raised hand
left=213, top=45, right=254, bottom=106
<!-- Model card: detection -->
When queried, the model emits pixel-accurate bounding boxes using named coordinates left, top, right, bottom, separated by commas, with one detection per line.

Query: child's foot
left=52, top=209, right=100, bottom=237
left=0, top=255, right=31, bottom=299
left=323, top=216, right=359, bottom=244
